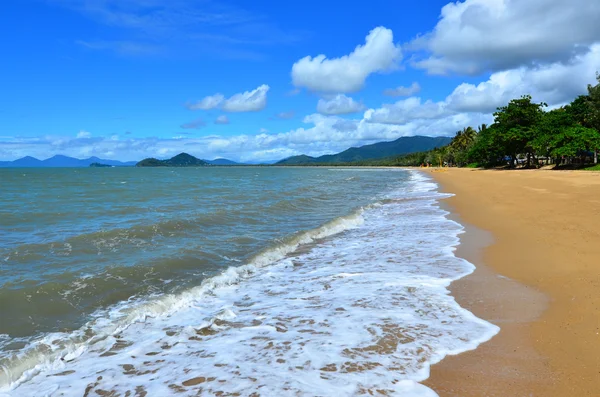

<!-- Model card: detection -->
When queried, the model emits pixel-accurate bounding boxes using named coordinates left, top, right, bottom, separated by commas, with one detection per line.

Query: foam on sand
left=0, top=171, right=498, bottom=396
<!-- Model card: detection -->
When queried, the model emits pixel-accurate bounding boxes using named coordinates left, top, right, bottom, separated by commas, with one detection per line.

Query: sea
left=0, top=167, right=498, bottom=396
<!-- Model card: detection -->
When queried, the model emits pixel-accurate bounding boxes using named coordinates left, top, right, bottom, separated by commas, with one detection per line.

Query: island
left=89, top=162, right=113, bottom=167
left=136, top=152, right=209, bottom=167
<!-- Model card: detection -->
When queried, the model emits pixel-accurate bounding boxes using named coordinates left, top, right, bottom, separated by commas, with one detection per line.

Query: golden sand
left=424, top=168, right=600, bottom=396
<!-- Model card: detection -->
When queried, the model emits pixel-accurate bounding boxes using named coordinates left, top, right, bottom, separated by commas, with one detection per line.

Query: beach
left=425, top=168, right=600, bottom=396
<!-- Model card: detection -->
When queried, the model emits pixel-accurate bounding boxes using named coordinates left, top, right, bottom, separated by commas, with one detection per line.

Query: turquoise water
left=0, top=167, right=498, bottom=396
left=0, top=167, right=398, bottom=338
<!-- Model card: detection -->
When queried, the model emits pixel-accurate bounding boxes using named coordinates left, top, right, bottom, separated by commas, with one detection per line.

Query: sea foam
left=0, top=171, right=499, bottom=396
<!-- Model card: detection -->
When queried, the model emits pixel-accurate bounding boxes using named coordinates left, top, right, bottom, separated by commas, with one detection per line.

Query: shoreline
left=424, top=168, right=600, bottom=396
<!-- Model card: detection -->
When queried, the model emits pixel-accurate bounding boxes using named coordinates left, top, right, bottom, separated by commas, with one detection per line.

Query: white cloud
left=187, top=94, right=225, bottom=110
left=383, top=82, right=421, bottom=97
left=363, top=45, right=600, bottom=125
left=187, top=84, right=270, bottom=112
left=409, top=0, right=600, bottom=75
left=214, top=115, right=230, bottom=124
left=446, top=45, right=600, bottom=113
left=364, top=97, right=450, bottom=125
left=0, top=112, right=478, bottom=163
left=222, top=84, right=269, bottom=112
left=291, top=26, right=402, bottom=93
left=76, top=130, right=91, bottom=138
left=259, top=128, right=269, bottom=133
left=332, top=119, right=358, bottom=132
left=317, top=94, right=365, bottom=115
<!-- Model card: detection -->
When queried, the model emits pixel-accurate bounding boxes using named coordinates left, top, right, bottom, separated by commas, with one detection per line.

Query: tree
left=586, top=73, right=600, bottom=163
left=567, top=95, right=594, bottom=128
left=531, top=108, right=575, bottom=164
left=493, top=95, right=547, bottom=167
left=448, top=126, right=478, bottom=166
left=468, top=124, right=504, bottom=166
left=550, top=126, right=600, bottom=163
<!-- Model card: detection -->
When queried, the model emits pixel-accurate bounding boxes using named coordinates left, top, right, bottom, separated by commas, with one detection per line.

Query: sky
left=1, top=0, right=599, bottom=162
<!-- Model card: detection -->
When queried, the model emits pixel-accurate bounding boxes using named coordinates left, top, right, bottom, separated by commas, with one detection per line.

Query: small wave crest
left=0, top=208, right=365, bottom=389
left=0, top=170, right=499, bottom=397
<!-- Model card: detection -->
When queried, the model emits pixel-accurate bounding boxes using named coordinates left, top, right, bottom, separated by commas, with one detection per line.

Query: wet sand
left=424, top=168, right=600, bottom=396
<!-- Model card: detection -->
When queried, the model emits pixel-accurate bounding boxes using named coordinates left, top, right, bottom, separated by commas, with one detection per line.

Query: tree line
left=383, top=73, right=600, bottom=170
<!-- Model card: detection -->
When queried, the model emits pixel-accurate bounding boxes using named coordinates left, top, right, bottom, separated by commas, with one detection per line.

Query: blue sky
left=1, top=0, right=599, bottom=162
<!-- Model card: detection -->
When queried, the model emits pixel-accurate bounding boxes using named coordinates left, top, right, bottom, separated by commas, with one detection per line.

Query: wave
left=0, top=207, right=366, bottom=389
left=0, top=171, right=499, bottom=396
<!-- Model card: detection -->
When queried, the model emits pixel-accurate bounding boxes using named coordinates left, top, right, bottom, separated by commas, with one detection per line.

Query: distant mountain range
left=0, top=155, right=138, bottom=168
left=0, top=136, right=450, bottom=168
left=276, top=136, right=452, bottom=165
left=206, top=158, right=240, bottom=165
left=0, top=155, right=241, bottom=168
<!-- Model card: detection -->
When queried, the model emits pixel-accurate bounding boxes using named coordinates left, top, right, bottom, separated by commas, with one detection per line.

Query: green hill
left=136, top=153, right=209, bottom=167
left=276, top=136, right=452, bottom=165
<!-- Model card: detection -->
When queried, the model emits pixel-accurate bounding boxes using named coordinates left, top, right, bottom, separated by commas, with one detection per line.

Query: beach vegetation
left=357, top=74, right=600, bottom=170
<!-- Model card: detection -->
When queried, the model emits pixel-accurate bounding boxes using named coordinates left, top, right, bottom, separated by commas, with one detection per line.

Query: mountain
left=136, top=152, right=209, bottom=167
left=204, top=158, right=240, bottom=165
left=0, top=156, right=44, bottom=167
left=85, top=157, right=137, bottom=167
left=43, top=155, right=90, bottom=167
left=0, top=155, right=137, bottom=167
left=276, top=136, right=453, bottom=165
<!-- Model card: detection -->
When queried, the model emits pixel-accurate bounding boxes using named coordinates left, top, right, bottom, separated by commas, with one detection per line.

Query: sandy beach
left=424, top=168, right=600, bottom=396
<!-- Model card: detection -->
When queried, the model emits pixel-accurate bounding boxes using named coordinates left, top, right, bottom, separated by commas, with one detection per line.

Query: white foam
left=0, top=171, right=499, bottom=396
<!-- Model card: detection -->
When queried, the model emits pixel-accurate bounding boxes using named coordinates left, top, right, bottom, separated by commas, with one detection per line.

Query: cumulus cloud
left=364, top=45, right=599, bottom=126
left=291, top=27, right=402, bottom=93
left=365, top=97, right=449, bottom=125
left=214, top=115, right=230, bottom=124
left=316, top=94, right=365, bottom=115
left=187, top=94, right=225, bottom=110
left=383, top=82, right=421, bottom=97
left=180, top=118, right=206, bottom=129
left=446, top=45, right=600, bottom=113
left=188, top=85, right=269, bottom=112
left=222, top=84, right=269, bottom=112
left=332, top=119, right=358, bottom=132
left=409, top=0, right=600, bottom=75
left=76, top=130, right=92, bottom=139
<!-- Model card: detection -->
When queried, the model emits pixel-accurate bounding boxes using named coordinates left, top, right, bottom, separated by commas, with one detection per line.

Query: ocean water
left=0, top=167, right=498, bottom=396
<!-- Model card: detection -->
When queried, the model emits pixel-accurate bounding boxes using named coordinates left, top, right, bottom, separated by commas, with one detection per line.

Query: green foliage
left=587, top=73, right=600, bottom=131
left=491, top=95, right=547, bottom=166
left=463, top=82, right=600, bottom=169
left=136, top=158, right=167, bottom=167
left=549, top=126, right=600, bottom=158
left=531, top=108, right=575, bottom=159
